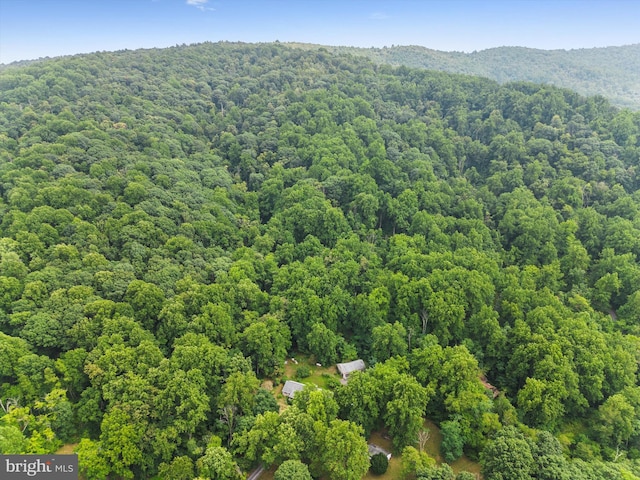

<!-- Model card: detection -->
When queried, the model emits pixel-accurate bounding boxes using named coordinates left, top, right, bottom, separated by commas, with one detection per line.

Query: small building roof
left=368, top=443, right=392, bottom=460
left=282, top=380, right=305, bottom=399
left=337, top=359, right=365, bottom=377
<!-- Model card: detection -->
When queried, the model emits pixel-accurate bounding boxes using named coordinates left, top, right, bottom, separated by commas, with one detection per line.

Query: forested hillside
left=288, top=43, right=640, bottom=110
left=1, top=41, right=640, bottom=479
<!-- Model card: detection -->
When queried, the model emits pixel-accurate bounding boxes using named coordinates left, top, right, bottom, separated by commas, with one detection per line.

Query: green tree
left=76, top=438, right=111, bottom=480
left=319, top=419, right=370, bottom=480
left=232, top=411, right=280, bottom=466
left=481, top=426, right=534, bottom=480
left=455, top=473, right=477, bottom=480
left=306, top=322, right=340, bottom=365
left=274, top=460, right=312, bottom=480
left=218, top=371, right=260, bottom=443
left=240, top=315, right=290, bottom=376
left=335, top=370, right=381, bottom=435
left=370, top=452, right=389, bottom=475
left=381, top=372, right=430, bottom=451
left=595, top=393, right=636, bottom=448
left=294, top=388, right=339, bottom=425
left=401, top=445, right=435, bottom=479
left=371, top=321, right=408, bottom=361
left=418, top=463, right=455, bottom=480
left=124, top=280, right=165, bottom=331
left=532, top=431, right=571, bottom=480
left=196, top=446, right=243, bottom=480
left=193, top=302, right=237, bottom=348
left=0, top=424, right=27, bottom=454
left=440, top=419, right=464, bottom=462
left=157, top=456, right=195, bottom=480
left=98, top=406, right=146, bottom=479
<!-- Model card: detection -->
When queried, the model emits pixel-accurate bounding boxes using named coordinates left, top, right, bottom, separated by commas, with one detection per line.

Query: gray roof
left=368, top=443, right=392, bottom=460
left=282, top=380, right=305, bottom=399
left=337, top=359, right=365, bottom=376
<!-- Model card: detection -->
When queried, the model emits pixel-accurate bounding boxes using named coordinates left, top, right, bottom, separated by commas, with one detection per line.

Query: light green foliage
left=401, top=446, right=436, bottom=479
left=124, top=280, right=165, bottom=330
left=232, top=411, right=280, bottom=465
left=193, top=302, right=237, bottom=348
left=319, top=419, right=370, bottom=480
left=196, top=446, right=243, bottom=480
left=218, top=371, right=260, bottom=416
left=157, top=456, right=195, bottom=480
left=455, top=473, right=477, bottom=480
left=532, top=431, right=571, bottom=480
left=0, top=332, right=31, bottom=380
left=98, top=406, right=145, bottom=479
left=418, top=463, right=455, bottom=480
left=293, top=388, right=339, bottom=425
left=369, top=360, right=431, bottom=451
left=218, top=371, right=260, bottom=443
left=0, top=424, right=27, bottom=453
left=596, top=393, right=636, bottom=448
left=274, top=459, right=312, bottom=480
left=76, top=438, right=111, bottom=480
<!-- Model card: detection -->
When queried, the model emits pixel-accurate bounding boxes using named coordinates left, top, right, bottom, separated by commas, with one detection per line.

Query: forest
left=289, top=42, right=640, bottom=110
left=1, top=41, right=640, bottom=479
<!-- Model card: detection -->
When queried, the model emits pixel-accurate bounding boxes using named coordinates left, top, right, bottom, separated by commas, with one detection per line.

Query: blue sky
left=1, top=0, right=639, bottom=64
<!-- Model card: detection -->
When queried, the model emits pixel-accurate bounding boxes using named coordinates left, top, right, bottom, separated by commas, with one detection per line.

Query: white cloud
left=186, top=0, right=214, bottom=12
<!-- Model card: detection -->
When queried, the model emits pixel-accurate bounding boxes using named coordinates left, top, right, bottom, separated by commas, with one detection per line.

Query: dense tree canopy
left=1, top=41, right=640, bottom=478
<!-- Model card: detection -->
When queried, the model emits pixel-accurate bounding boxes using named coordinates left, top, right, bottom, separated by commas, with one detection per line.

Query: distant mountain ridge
left=286, top=43, right=640, bottom=110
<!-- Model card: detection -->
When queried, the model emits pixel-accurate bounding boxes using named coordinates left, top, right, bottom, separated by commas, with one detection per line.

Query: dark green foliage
left=440, top=419, right=464, bottom=462
left=253, top=388, right=280, bottom=416
left=481, top=427, right=534, bottom=480
left=369, top=452, right=389, bottom=475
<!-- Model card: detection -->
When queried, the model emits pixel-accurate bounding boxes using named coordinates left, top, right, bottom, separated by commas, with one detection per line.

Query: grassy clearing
left=282, top=353, right=339, bottom=389
left=272, top=353, right=341, bottom=411
left=55, top=443, right=78, bottom=454
left=255, top=465, right=276, bottom=480
left=423, top=419, right=482, bottom=477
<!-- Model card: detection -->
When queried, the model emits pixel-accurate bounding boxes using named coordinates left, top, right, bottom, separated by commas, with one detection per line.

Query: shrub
left=456, top=472, right=477, bottom=480
left=370, top=453, right=389, bottom=475
left=325, top=376, right=341, bottom=390
left=295, top=365, right=311, bottom=379
left=274, top=460, right=312, bottom=480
